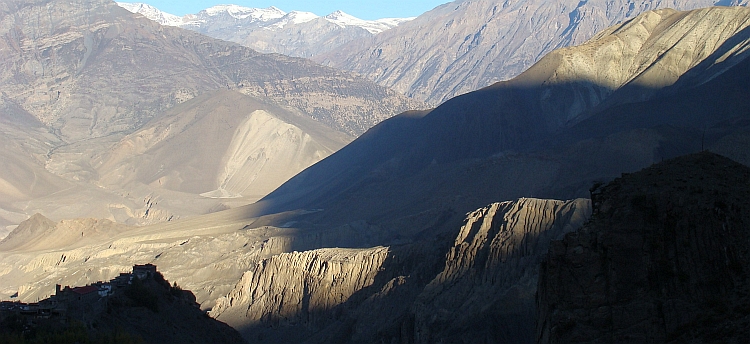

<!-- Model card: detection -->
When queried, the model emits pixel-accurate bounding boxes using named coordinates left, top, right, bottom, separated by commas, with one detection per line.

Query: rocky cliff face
left=412, top=198, right=590, bottom=343
left=319, top=0, right=749, bottom=105
left=211, top=247, right=390, bottom=335
left=205, top=198, right=589, bottom=343
left=537, top=152, right=750, bottom=343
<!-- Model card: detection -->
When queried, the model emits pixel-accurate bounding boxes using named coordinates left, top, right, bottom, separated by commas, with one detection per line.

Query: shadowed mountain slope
left=537, top=152, right=750, bottom=343
left=261, top=7, right=750, bottom=229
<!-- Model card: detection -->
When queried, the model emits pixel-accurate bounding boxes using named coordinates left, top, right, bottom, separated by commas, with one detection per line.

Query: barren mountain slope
left=0, top=213, right=131, bottom=252
left=95, top=90, right=351, bottom=202
left=319, top=0, right=749, bottom=104
left=0, top=0, right=421, bottom=226
left=0, top=0, right=420, bottom=140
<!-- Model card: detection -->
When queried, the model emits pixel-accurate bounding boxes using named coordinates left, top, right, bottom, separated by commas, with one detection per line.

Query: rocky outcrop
left=319, top=0, right=749, bottom=105
left=0, top=267, right=246, bottom=343
left=205, top=198, right=590, bottom=343
left=210, top=246, right=390, bottom=341
left=536, top=152, right=750, bottom=343
left=412, top=198, right=590, bottom=343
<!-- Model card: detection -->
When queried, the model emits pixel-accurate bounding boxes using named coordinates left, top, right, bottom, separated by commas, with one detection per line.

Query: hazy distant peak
left=201, top=4, right=286, bottom=21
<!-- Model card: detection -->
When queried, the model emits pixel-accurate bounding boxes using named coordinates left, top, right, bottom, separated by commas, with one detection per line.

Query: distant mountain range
left=117, top=2, right=414, bottom=58
left=119, top=1, right=750, bottom=107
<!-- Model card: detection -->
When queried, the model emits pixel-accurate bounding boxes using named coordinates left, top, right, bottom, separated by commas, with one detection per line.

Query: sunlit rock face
left=210, top=247, right=391, bottom=328
left=411, top=198, right=591, bottom=343
left=204, top=198, right=589, bottom=343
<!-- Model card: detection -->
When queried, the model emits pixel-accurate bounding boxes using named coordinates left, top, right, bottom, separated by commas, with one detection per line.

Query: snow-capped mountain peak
left=116, top=2, right=414, bottom=57
left=117, top=2, right=184, bottom=26
left=270, top=10, right=320, bottom=28
left=324, top=10, right=354, bottom=21
left=324, top=10, right=409, bottom=34
left=118, top=2, right=413, bottom=33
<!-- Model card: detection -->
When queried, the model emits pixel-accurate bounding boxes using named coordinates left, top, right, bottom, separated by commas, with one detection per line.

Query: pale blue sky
left=136, top=1, right=452, bottom=20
